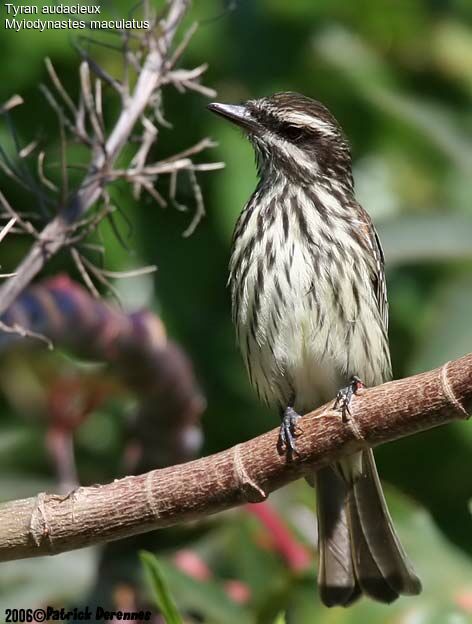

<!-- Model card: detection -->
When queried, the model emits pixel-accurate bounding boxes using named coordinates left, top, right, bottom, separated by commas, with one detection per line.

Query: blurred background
left=1, top=0, right=472, bottom=622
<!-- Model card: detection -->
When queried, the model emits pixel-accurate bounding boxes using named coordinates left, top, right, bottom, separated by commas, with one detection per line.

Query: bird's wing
left=371, top=226, right=388, bottom=330
left=354, top=204, right=389, bottom=331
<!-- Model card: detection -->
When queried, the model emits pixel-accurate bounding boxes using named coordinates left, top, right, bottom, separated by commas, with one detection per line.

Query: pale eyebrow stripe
left=284, top=111, right=336, bottom=137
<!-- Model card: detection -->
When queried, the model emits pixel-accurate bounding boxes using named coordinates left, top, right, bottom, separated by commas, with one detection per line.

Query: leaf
left=140, top=551, right=183, bottom=624
left=408, top=274, right=472, bottom=374
left=368, top=90, right=472, bottom=173
left=432, top=20, right=472, bottom=94
left=155, top=558, right=254, bottom=624
left=377, top=214, right=472, bottom=266
left=272, top=612, right=286, bottom=624
left=314, top=26, right=472, bottom=172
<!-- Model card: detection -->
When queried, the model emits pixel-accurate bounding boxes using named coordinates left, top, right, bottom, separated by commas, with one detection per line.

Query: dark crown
left=247, top=92, right=344, bottom=143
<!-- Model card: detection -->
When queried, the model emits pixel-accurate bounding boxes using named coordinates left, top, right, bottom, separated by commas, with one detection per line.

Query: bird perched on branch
left=208, top=92, right=421, bottom=606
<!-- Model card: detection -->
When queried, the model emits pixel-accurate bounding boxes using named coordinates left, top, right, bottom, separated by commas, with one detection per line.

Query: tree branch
left=0, top=0, right=191, bottom=316
left=0, top=353, right=470, bottom=562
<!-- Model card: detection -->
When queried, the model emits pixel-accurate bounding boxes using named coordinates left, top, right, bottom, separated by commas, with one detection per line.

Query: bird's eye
left=282, top=124, right=303, bottom=142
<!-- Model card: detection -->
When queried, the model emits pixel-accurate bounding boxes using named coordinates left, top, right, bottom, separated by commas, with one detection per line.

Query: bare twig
left=39, top=83, right=91, bottom=146
left=19, top=140, right=39, bottom=160
left=44, top=58, right=78, bottom=118
left=79, top=253, right=122, bottom=304
left=130, top=117, right=158, bottom=199
left=79, top=62, right=105, bottom=148
left=183, top=168, right=205, bottom=237
left=94, top=265, right=157, bottom=279
left=0, top=217, right=17, bottom=244
left=140, top=178, right=167, bottom=207
left=37, top=152, right=59, bottom=193
left=75, top=48, right=123, bottom=96
left=76, top=92, right=88, bottom=140
left=0, top=0, right=222, bottom=315
left=71, top=248, right=101, bottom=299
left=167, top=64, right=217, bottom=98
left=0, top=353, right=470, bottom=562
left=0, top=320, right=52, bottom=349
left=0, top=95, right=24, bottom=115
left=64, top=204, right=114, bottom=245
left=168, top=22, right=199, bottom=69
left=58, top=118, right=69, bottom=207
left=94, top=79, right=104, bottom=131
left=0, top=192, right=39, bottom=238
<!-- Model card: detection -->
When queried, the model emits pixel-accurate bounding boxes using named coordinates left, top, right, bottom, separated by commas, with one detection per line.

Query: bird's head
left=208, top=92, right=353, bottom=188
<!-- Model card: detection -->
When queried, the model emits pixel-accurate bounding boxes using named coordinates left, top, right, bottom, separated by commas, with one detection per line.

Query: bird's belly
left=261, top=284, right=344, bottom=412
left=231, top=205, right=390, bottom=412
left=280, top=313, right=342, bottom=411
left=235, top=242, right=348, bottom=411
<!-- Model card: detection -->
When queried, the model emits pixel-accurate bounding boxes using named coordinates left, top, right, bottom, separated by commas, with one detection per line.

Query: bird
left=208, top=92, right=422, bottom=607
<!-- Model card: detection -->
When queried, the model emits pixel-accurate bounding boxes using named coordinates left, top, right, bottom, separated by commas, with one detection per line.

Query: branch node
left=440, top=360, right=469, bottom=419
left=145, top=471, right=161, bottom=519
left=29, top=492, right=54, bottom=551
left=232, top=444, right=267, bottom=503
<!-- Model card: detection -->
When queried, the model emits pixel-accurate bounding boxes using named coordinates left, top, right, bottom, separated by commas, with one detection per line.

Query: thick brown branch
left=0, top=353, right=470, bottom=562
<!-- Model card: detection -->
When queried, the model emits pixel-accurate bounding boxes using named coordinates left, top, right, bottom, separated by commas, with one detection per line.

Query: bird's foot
left=278, top=406, right=302, bottom=458
left=333, top=376, right=365, bottom=423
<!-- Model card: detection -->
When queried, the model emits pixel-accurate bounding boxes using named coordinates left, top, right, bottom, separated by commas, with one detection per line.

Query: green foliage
left=145, top=557, right=254, bottom=624
left=140, top=551, right=183, bottom=624
left=132, top=488, right=472, bottom=623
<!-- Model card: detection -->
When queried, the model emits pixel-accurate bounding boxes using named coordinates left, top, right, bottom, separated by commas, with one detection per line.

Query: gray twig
left=0, top=0, right=221, bottom=313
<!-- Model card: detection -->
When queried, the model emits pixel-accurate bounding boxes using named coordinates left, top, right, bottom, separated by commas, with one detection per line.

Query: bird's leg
left=278, top=404, right=302, bottom=457
left=333, top=375, right=365, bottom=423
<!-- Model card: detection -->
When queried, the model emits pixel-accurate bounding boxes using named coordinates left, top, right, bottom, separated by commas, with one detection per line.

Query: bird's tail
left=315, top=449, right=422, bottom=607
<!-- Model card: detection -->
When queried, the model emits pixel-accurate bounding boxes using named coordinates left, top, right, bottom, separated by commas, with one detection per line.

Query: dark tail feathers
left=315, top=449, right=421, bottom=607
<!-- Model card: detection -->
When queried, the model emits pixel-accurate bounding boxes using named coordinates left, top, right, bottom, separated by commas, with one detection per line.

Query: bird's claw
left=278, top=406, right=302, bottom=458
left=334, top=375, right=365, bottom=423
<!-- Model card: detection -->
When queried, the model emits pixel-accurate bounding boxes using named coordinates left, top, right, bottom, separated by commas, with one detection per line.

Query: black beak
left=207, top=102, right=261, bottom=133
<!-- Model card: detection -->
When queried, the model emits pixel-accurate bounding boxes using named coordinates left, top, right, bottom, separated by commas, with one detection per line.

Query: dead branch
left=0, top=352, right=470, bottom=562
left=0, top=0, right=222, bottom=315
left=0, top=216, right=16, bottom=245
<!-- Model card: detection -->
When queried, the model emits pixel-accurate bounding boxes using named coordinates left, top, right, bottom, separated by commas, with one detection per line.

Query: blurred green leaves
left=410, top=273, right=472, bottom=375
left=378, top=214, right=472, bottom=266
left=141, top=551, right=183, bottom=624
left=141, top=551, right=253, bottom=624
left=432, top=20, right=472, bottom=96
left=314, top=25, right=472, bottom=172
left=135, top=489, right=472, bottom=624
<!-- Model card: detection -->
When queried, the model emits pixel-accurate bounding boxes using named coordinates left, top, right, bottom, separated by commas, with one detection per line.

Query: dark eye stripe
left=250, top=105, right=329, bottom=144
left=279, top=124, right=305, bottom=142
